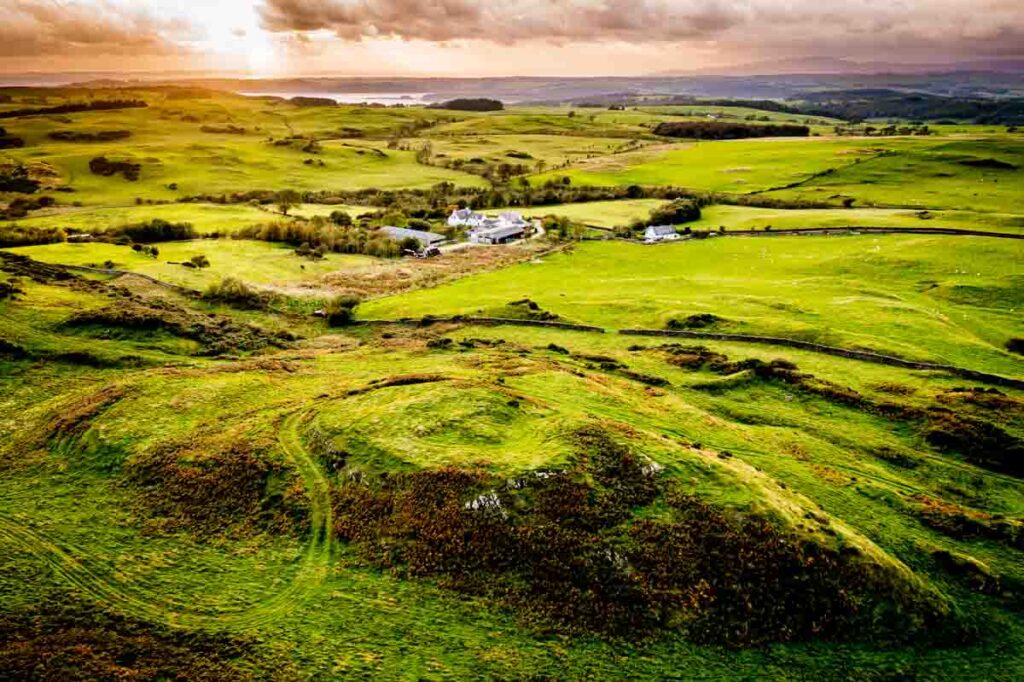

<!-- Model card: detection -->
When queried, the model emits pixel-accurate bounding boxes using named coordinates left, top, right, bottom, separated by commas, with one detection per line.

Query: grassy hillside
left=1, top=86, right=1023, bottom=680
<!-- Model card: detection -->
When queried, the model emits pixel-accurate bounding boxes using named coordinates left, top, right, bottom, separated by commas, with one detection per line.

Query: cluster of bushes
left=0, top=99, right=146, bottom=120
left=48, top=129, right=131, bottom=142
left=0, top=223, right=64, bottom=246
left=105, top=219, right=196, bottom=243
left=236, top=219, right=401, bottom=258
left=0, top=164, right=40, bottom=193
left=429, top=98, right=503, bottom=112
left=645, top=198, right=702, bottom=225
left=130, top=243, right=160, bottom=258
left=654, top=121, right=810, bottom=140
left=89, top=156, right=141, bottom=181
left=0, top=126, right=24, bottom=149
left=0, top=195, right=55, bottom=220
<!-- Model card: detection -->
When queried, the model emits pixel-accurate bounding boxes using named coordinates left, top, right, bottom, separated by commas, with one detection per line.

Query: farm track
left=0, top=410, right=334, bottom=631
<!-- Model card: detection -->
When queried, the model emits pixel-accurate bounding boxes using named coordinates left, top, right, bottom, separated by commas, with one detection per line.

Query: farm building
left=447, top=208, right=486, bottom=228
left=470, top=223, right=526, bottom=244
left=644, top=225, right=680, bottom=243
left=379, top=226, right=446, bottom=248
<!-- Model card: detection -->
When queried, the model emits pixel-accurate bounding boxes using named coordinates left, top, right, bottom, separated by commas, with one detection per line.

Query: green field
left=10, top=238, right=374, bottom=290
left=361, top=237, right=1024, bottom=376
left=2, top=86, right=1024, bottom=680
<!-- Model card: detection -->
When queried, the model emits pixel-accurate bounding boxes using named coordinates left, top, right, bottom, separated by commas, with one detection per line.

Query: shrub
left=329, top=210, right=352, bottom=227
left=1007, top=338, right=1024, bottom=355
left=189, top=254, right=210, bottom=269
left=325, top=294, right=360, bottom=327
left=202, top=277, right=263, bottom=309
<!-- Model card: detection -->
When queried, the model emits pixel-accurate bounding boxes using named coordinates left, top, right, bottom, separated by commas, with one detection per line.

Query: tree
left=275, top=189, right=301, bottom=216
left=647, top=199, right=701, bottom=226
left=329, top=210, right=352, bottom=227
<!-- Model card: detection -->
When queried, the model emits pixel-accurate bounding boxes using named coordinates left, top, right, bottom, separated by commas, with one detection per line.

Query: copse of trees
left=429, top=98, right=504, bottom=112
left=235, top=218, right=401, bottom=258
left=105, top=219, right=196, bottom=243
left=0, top=99, right=146, bottom=120
left=89, top=156, right=142, bottom=181
left=654, top=121, right=810, bottom=140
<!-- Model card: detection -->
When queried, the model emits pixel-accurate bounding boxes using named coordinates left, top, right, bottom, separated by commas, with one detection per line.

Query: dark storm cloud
left=0, top=0, right=188, bottom=58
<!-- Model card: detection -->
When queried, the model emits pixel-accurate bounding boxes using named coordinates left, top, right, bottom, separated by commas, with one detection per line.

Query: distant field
left=8, top=238, right=374, bottom=290
left=0, top=92, right=486, bottom=206
left=5, top=202, right=376, bottom=236
left=428, top=134, right=642, bottom=170
left=516, top=199, right=668, bottom=227
left=766, top=138, right=1024, bottom=212
left=361, top=237, right=1024, bottom=376
left=530, top=137, right=916, bottom=192
left=690, top=205, right=1024, bottom=234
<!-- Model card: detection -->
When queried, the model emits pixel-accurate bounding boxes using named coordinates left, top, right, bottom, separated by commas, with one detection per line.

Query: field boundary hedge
left=724, top=226, right=1024, bottom=240
left=619, top=328, right=1024, bottom=389
left=357, top=316, right=606, bottom=333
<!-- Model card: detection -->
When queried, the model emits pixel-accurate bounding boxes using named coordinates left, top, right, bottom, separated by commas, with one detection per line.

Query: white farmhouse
left=643, top=225, right=680, bottom=243
left=447, top=208, right=486, bottom=228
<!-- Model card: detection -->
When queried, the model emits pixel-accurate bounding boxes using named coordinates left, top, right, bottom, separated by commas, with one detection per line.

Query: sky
left=1, top=0, right=1023, bottom=77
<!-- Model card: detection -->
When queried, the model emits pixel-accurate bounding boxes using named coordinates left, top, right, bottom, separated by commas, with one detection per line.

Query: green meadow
left=1, top=86, right=1023, bottom=680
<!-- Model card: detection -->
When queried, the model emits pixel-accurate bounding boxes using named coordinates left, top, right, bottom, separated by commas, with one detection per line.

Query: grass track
left=0, top=410, right=333, bottom=631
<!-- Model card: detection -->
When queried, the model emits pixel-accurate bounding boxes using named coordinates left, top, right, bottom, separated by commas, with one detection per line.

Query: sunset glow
left=3, top=0, right=1023, bottom=77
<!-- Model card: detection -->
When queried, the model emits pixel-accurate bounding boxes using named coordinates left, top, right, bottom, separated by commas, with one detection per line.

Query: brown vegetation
left=332, top=425, right=952, bottom=645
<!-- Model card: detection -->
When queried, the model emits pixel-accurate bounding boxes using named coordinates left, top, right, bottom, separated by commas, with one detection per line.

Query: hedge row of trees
left=235, top=219, right=402, bottom=258
left=0, top=99, right=146, bottom=120
left=653, top=121, right=810, bottom=140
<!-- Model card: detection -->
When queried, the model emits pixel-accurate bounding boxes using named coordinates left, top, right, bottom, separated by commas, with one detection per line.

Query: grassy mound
left=311, top=380, right=572, bottom=474
left=332, top=425, right=955, bottom=645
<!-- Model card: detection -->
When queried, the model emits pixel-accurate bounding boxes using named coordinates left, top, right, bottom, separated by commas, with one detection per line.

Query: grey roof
left=476, top=224, right=525, bottom=241
left=379, top=226, right=445, bottom=245
left=646, top=225, right=677, bottom=236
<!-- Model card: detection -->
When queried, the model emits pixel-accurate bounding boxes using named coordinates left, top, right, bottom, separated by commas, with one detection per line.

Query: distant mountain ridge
left=656, top=57, right=1024, bottom=77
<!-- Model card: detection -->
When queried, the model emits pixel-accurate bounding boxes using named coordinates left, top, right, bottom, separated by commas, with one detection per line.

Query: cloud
left=259, top=0, right=747, bottom=44
left=258, top=0, right=1024, bottom=58
left=0, top=0, right=191, bottom=59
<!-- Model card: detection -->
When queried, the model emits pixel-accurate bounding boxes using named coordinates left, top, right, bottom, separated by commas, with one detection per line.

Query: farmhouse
left=379, top=226, right=446, bottom=248
left=644, top=225, right=680, bottom=243
left=447, top=208, right=486, bottom=228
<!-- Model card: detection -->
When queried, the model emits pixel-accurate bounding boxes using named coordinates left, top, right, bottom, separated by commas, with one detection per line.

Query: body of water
left=236, top=91, right=433, bottom=105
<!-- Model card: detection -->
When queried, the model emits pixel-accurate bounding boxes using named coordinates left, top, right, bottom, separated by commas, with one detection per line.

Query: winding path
left=0, top=410, right=334, bottom=630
